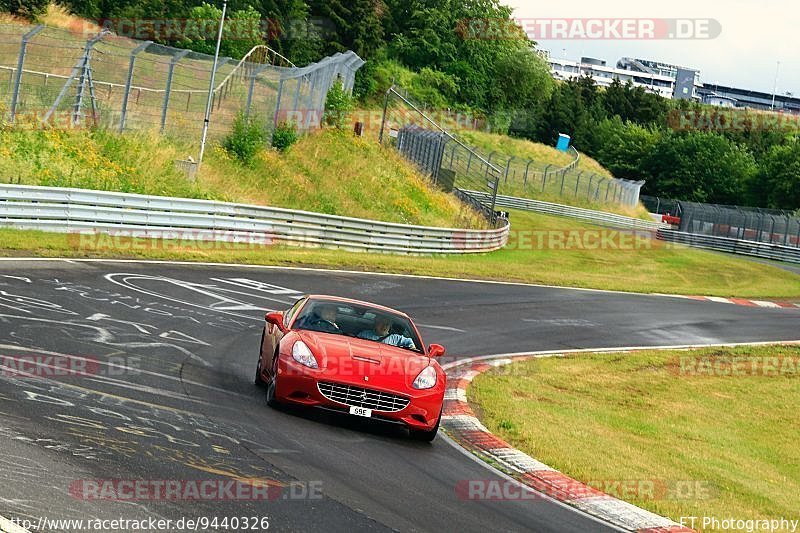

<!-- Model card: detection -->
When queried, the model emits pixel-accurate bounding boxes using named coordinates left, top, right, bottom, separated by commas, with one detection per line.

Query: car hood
left=297, top=330, right=431, bottom=389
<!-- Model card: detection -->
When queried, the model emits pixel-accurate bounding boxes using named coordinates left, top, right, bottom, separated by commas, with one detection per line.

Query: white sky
left=506, top=0, right=799, bottom=95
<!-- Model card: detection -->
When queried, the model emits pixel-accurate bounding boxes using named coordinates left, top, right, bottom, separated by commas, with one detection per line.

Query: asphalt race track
left=0, top=259, right=798, bottom=533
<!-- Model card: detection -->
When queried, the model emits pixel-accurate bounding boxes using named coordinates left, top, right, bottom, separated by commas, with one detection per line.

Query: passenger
left=358, top=314, right=416, bottom=350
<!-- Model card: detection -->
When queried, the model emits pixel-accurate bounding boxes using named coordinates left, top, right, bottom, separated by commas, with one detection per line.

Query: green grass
left=0, top=127, right=485, bottom=228
left=469, top=345, right=800, bottom=530
left=458, top=129, right=613, bottom=177
left=434, top=130, right=654, bottom=218
left=3, top=208, right=799, bottom=298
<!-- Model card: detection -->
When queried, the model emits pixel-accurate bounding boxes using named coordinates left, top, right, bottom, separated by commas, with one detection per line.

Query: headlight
left=292, top=340, right=319, bottom=369
left=412, top=366, right=437, bottom=389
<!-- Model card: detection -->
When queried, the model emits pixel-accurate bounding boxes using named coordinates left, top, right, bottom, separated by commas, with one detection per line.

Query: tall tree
left=642, top=131, right=757, bottom=204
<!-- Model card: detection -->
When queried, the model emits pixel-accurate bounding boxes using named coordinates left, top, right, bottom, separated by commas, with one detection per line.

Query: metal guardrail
left=0, top=184, right=509, bottom=255
left=464, top=190, right=667, bottom=231
left=657, top=229, right=800, bottom=264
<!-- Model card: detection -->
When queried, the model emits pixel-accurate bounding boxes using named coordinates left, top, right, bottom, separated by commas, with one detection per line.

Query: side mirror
left=265, top=311, right=287, bottom=333
left=428, top=344, right=445, bottom=358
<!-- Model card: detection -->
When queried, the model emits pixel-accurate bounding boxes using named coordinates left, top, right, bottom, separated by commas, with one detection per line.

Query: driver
left=357, top=314, right=416, bottom=350
left=297, top=303, right=340, bottom=333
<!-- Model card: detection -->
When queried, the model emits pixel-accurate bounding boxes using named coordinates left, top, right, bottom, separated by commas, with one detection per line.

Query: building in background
left=700, top=93, right=738, bottom=107
left=546, top=54, right=676, bottom=98
left=542, top=51, right=800, bottom=114
left=695, top=84, right=800, bottom=113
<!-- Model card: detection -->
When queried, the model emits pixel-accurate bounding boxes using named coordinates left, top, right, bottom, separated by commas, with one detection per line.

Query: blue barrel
left=556, top=133, right=571, bottom=152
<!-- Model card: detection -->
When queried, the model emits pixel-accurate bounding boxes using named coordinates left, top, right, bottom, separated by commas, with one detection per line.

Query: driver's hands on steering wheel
left=313, top=318, right=340, bottom=331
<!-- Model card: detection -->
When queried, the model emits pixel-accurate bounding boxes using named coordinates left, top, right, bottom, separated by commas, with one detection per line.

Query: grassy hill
left=458, top=130, right=611, bottom=177
left=0, top=126, right=486, bottom=229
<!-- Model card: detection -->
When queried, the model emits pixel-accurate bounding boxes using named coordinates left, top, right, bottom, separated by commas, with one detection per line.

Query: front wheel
left=411, top=412, right=441, bottom=442
left=265, top=372, right=281, bottom=407
left=255, top=331, right=266, bottom=387
left=255, top=357, right=265, bottom=387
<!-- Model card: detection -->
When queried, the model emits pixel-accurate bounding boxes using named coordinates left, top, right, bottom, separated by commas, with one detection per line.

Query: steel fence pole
left=292, top=74, right=303, bottom=113
left=574, top=171, right=582, bottom=196
left=197, top=0, right=228, bottom=166
left=245, top=73, right=257, bottom=118
left=272, top=77, right=285, bottom=127
left=782, top=215, right=790, bottom=246
left=794, top=220, right=800, bottom=249
left=524, top=160, right=534, bottom=187
left=378, top=85, right=391, bottom=144
left=160, top=49, right=189, bottom=133
left=305, top=70, right=317, bottom=126
left=504, top=156, right=514, bottom=183
left=119, top=40, right=152, bottom=133
left=244, top=64, right=270, bottom=118
left=594, top=178, right=605, bottom=201
left=543, top=164, right=552, bottom=192
left=44, top=30, right=109, bottom=125
left=9, top=24, right=44, bottom=123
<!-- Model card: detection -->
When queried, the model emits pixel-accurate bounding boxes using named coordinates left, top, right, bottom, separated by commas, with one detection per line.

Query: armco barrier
left=0, top=184, right=509, bottom=255
left=464, top=190, right=666, bottom=231
left=657, top=228, right=800, bottom=264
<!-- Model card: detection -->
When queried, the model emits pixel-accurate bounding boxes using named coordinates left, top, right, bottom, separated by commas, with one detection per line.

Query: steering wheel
left=313, top=318, right=340, bottom=332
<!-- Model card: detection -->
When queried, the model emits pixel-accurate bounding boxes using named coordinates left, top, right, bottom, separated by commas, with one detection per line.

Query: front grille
left=317, top=381, right=410, bottom=412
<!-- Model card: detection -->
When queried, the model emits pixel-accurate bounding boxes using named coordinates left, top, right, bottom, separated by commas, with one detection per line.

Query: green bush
left=0, top=0, right=49, bottom=18
left=271, top=122, right=298, bottom=152
left=222, top=112, right=267, bottom=164
left=323, top=78, right=354, bottom=130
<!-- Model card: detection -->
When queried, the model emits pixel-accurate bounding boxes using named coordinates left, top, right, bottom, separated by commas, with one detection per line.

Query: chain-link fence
left=379, top=87, right=503, bottom=223
left=451, top=146, right=644, bottom=208
left=678, top=201, right=800, bottom=248
left=378, top=86, right=643, bottom=211
left=641, top=195, right=683, bottom=216
left=0, top=23, right=363, bottom=146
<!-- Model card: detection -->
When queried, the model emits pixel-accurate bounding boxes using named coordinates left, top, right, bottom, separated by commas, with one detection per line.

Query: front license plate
left=349, top=406, right=372, bottom=418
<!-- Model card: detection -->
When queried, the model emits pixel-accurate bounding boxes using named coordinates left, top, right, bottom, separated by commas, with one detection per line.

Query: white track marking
left=0, top=344, right=246, bottom=398
left=0, top=314, right=211, bottom=368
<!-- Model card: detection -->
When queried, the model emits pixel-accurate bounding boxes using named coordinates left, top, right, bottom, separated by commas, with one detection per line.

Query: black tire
left=411, top=412, right=441, bottom=442
left=254, top=331, right=266, bottom=387
left=265, top=372, right=280, bottom=407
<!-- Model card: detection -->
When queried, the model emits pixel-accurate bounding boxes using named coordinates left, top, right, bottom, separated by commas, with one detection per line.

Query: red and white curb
left=440, top=354, right=693, bottom=533
left=661, top=294, right=800, bottom=309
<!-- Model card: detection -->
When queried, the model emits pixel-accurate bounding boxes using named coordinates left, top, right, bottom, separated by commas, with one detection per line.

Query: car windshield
left=292, top=300, right=423, bottom=354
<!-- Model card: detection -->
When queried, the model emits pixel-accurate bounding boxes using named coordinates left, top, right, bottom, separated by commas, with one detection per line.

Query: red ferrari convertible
left=255, top=295, right=447, bottom=441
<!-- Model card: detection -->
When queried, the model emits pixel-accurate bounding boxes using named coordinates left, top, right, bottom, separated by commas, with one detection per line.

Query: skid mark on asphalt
left=104, top=273, right=300, bottom=320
